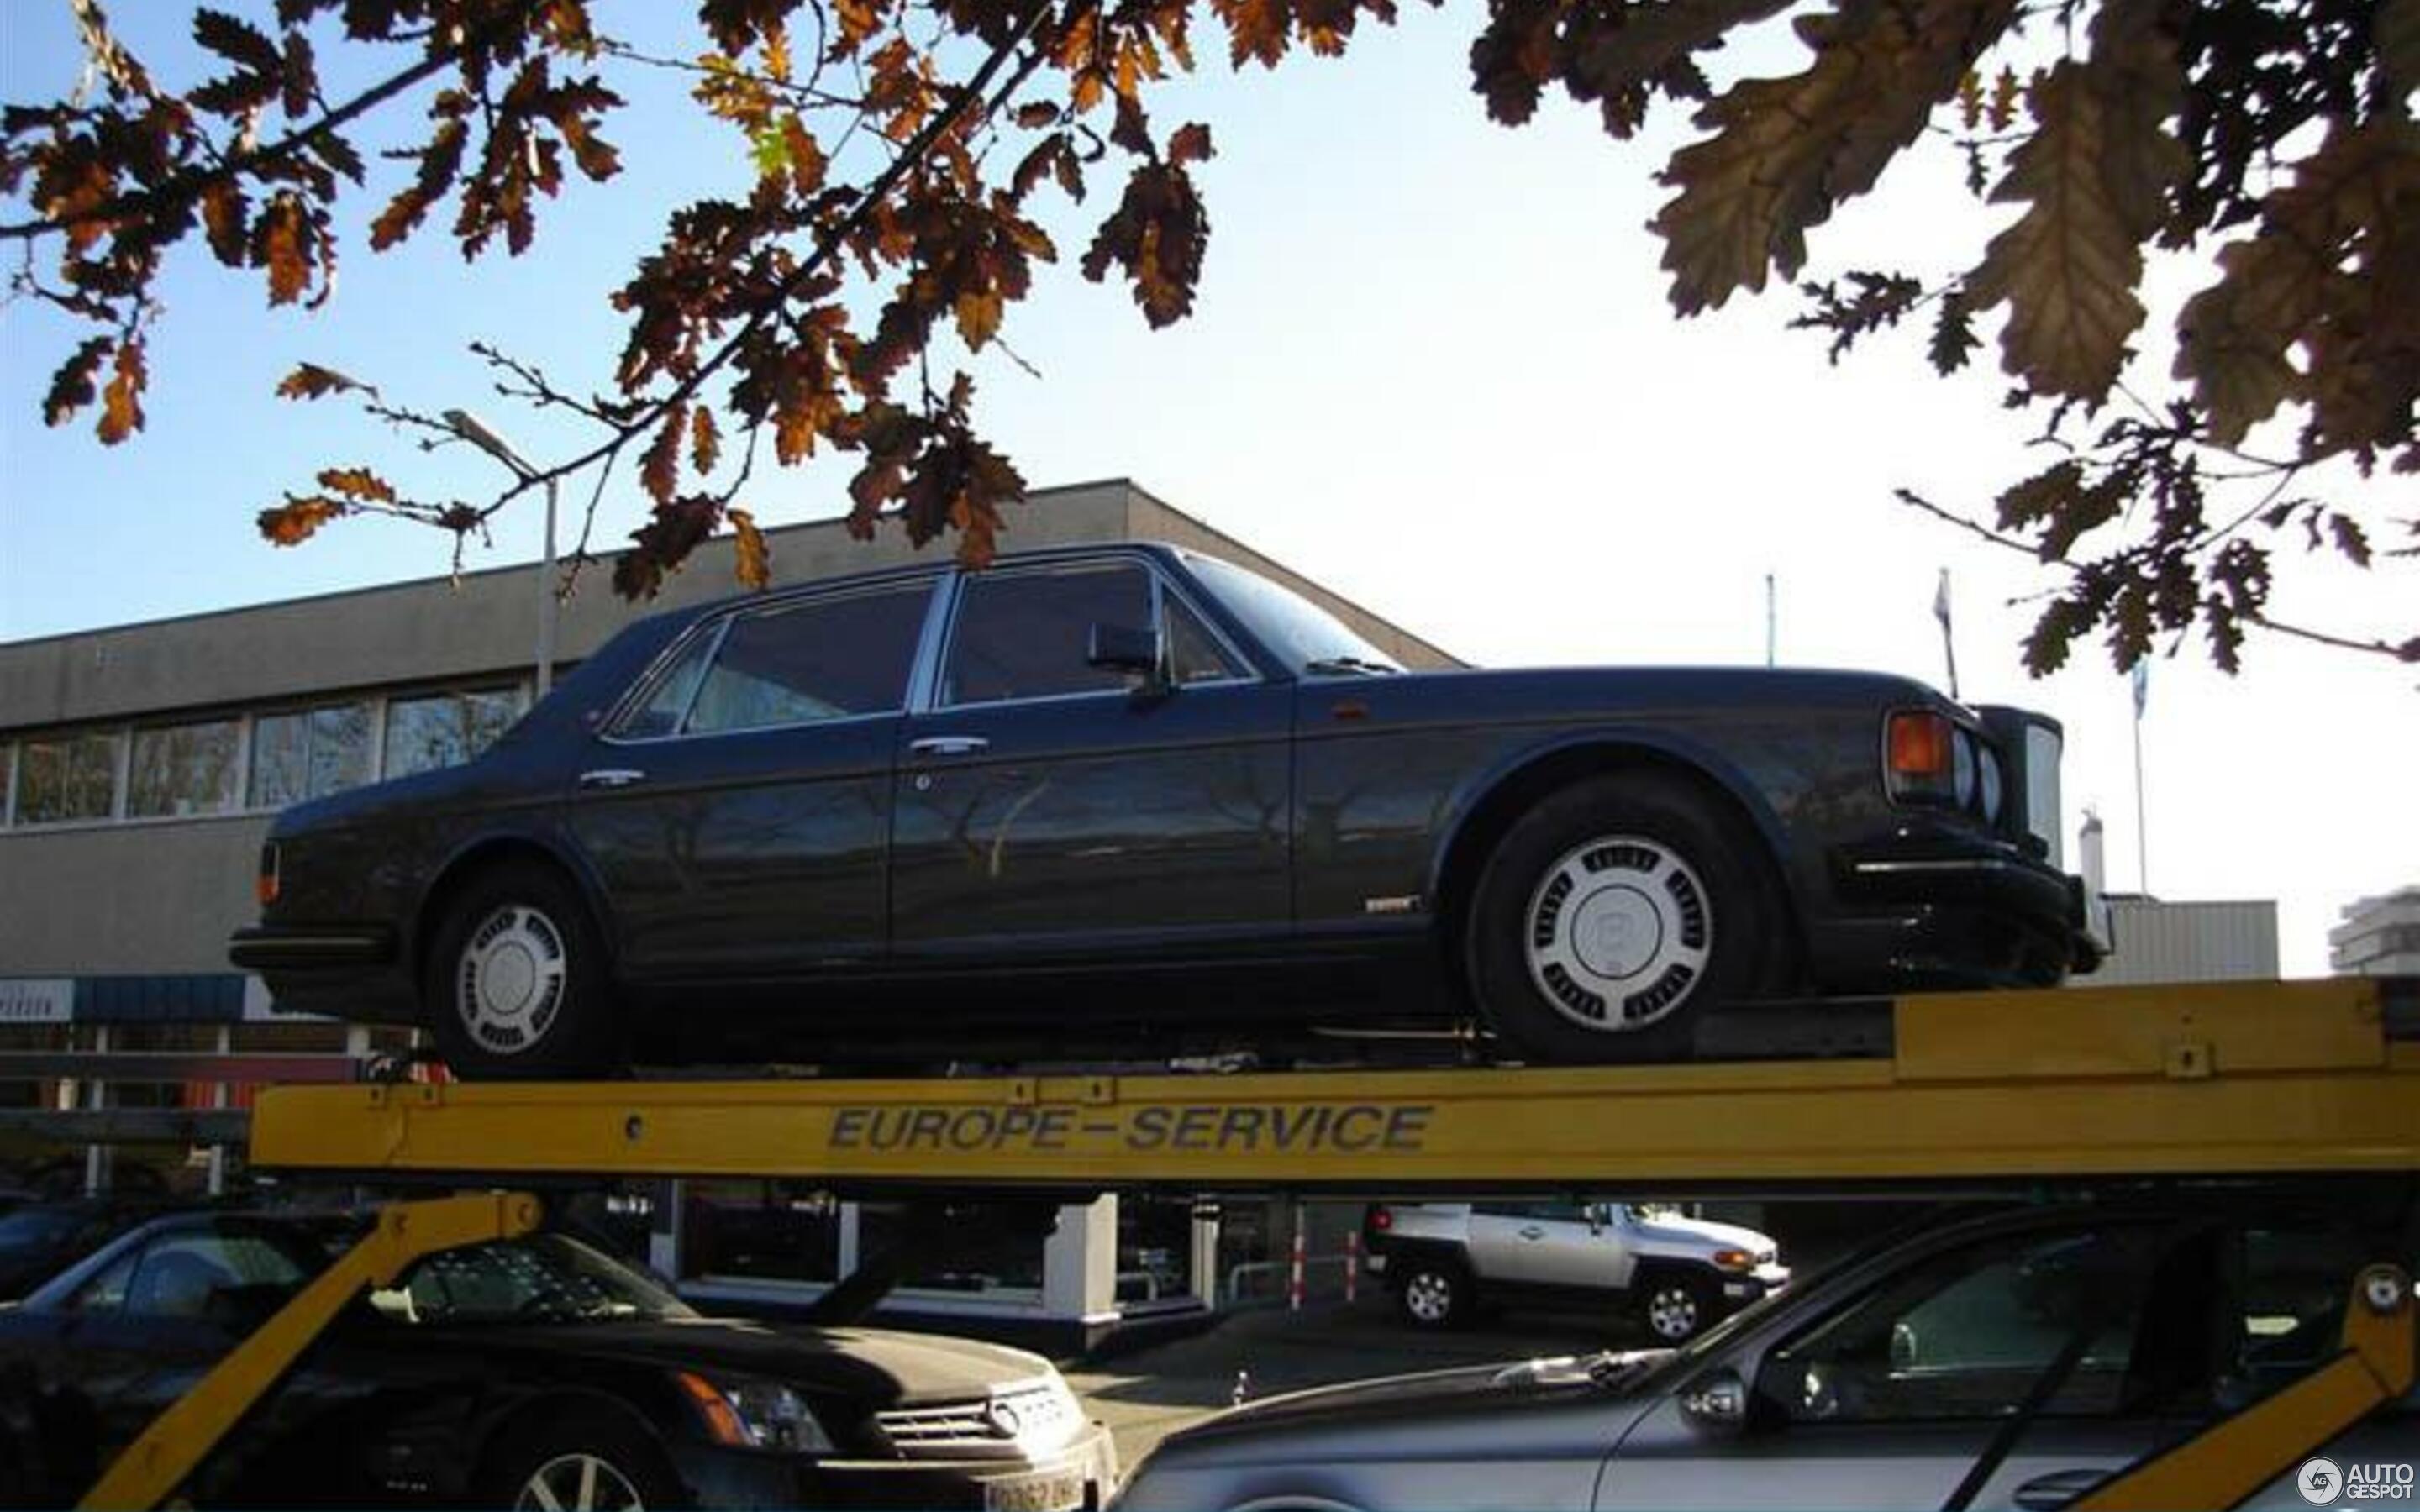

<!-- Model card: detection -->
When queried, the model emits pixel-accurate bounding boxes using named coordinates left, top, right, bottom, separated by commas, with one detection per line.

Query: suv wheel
left=1639, top=1273, right=1715, bottom=1343
left=1395, top=1258, right=1473, bottom=1329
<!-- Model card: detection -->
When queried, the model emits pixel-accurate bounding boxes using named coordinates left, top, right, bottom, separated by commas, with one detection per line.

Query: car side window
left=67, top=1249, right=140, bottom=1315
left=681, top=583, right=932, bottom=736
left=121, top=1229, right=313, bottom=1323
left=942, top=563, right=1154, bottom=706
left=1166, top=594, right=1244, bottom=685
left=616, top=631, right=718, bottom=739
left=1760, top=1226, right=2173, bottom=1425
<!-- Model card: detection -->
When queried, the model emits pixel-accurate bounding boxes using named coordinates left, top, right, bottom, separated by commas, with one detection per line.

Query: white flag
left=1933, top=568, right=1952, bottom=629
left=2131, top=658, right=2149, bottom=718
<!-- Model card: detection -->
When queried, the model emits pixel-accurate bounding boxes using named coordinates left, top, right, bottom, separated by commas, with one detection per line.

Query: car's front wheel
left=479, top=1405, right=684, bottom=1511
left=1638, top=1271, right=1717, bottom=1343
left=1466, top=773, right=1775, bottom=1063
left=425, top=861, right=622, bottom=1080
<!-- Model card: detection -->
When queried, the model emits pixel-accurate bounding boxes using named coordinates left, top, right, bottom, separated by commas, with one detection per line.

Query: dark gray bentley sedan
left=231, top=543, right=2102, bottom=1077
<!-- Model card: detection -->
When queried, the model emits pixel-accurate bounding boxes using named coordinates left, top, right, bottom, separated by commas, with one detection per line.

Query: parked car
left=1363, top=1200, right=1788, bottom=1341
left=0, top=1210, right=1117, bottom=1509
left=232, top=543, right=2103, bottom=1078
left=1115, top=1187, right=2417, bottom=1510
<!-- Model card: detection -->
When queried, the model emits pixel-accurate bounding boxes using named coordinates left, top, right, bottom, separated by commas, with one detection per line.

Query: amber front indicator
left=255, top=843, right=280, bottom=907
left=1886, top=711, right=1955, bottom=801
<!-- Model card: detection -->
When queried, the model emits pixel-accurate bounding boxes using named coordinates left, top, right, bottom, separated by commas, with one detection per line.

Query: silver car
left=1117, top=1191, right=2417, bottom=1510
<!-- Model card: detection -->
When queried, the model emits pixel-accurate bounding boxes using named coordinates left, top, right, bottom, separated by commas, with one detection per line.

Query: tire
left=1394, top=1255, right=1475, bottom=1329
left=1465, top=772, right=1774, bottom=1063
left=476, top=1404, right=686, bottom=1512
left=1637, top=1270, right=1718, bottom=1344
left=425, top=861, right=623, bottom=1080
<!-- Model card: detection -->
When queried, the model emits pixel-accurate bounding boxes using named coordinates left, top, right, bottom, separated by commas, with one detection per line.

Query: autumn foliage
left=4, top=0, right=2415, bottom=671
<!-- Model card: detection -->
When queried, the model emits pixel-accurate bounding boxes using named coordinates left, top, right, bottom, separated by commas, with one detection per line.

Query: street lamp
left=442, top=408, right=559, bottom=700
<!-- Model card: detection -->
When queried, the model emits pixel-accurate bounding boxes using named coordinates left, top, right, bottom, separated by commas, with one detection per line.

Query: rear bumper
left=228, top=923, right=397, bottom=970
left=228, top=924, right=418, bottom=1024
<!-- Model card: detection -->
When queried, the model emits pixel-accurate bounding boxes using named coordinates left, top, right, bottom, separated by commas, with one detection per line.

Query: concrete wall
left=0, top=816, right=269, bottom=975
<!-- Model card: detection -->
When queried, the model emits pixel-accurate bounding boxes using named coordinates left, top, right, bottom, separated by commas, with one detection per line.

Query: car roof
left=632, top=539, right=1195, bottom=633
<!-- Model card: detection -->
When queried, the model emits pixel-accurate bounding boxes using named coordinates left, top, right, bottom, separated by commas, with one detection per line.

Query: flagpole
left=2131, top=660, right=2150, bottom=895
left=1765, top=574, right=1776, bottom=668
left=1933, top=569, right=1959, bottom=699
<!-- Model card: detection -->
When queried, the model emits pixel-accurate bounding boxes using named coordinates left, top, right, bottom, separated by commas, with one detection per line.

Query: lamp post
left=442, top=408, right=558, bottom=700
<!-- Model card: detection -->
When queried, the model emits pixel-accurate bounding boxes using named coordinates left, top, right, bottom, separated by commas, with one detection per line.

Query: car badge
left=984, top=1399, right=1024, bottom=1438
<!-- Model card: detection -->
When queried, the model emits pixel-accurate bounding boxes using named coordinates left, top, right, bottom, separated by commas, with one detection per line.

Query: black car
left=232, top=543, right=2102, bottom=1077
left=0, top=1210, right=1117, bottom=1509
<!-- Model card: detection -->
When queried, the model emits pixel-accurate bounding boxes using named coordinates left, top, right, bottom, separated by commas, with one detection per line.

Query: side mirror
left=1680, top=1368, right=1749, bottom=1435
left=1087, top=622, right=1168, bottom=693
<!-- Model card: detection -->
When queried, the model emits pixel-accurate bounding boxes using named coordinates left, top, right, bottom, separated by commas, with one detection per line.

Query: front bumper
left=1827, top=827, right=2104, bottom=984
left=1720, top=1261, right=1791, bottom=1309
left=671, top=1433, right=1119, bottom=1512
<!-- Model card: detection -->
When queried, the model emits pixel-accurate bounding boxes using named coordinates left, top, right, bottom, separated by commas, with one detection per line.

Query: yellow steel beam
left=2078, top=1264, right=2414, bottom=1512
left=246, top=981, right=2417, bottom=1187
left=80, top=1192, right=543, bottom=1512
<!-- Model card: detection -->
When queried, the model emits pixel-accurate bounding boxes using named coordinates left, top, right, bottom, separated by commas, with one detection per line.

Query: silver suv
left=1120, top=1190, right=2417, bottom=1510
left=1364, top=1200, right=1789, bottom=1341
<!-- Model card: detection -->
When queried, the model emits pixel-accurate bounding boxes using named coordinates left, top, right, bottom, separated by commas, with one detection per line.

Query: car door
left=1597, top=1219, right=2222, bottom=1510
left=889, top=554, right=1292, bottom=969
left=562, top=575, right=940, bottom=979
left=1469, top=1201, right=1623, bottom=1290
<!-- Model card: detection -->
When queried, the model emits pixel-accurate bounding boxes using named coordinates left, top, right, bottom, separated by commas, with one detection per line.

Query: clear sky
left=4, top=2, right=2413, bottom=975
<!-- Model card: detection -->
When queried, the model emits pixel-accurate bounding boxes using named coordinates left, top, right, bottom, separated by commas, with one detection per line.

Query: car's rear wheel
left=1467, top=773, right=1772, bottom=1063
left=1639, top=1271, right=1717, bottom=1343
left=1394, top=1257, right=1474, bottom=1329
left=478, top=1405, right=683, bottom=1511
left=426, top=862, right=622, bottom=1080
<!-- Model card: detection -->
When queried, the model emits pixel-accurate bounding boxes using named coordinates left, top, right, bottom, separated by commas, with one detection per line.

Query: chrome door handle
left=1519, top=1226, right=1546, bottom=1241
left=909, top=736, right=991, bottom=759
left=578, top=769, right=648, bottom=790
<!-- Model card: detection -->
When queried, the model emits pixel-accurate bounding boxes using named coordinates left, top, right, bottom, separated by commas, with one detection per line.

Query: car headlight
left=1977, top=743, right=2004, bottom=823
left=676, top=1372, right=834, bottom=1453
left=1952, top=731, right=1978, bottom=809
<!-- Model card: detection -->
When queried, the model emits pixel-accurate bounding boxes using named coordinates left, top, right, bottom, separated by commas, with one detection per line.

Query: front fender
left=1421, top=727, right=1797, bottom=910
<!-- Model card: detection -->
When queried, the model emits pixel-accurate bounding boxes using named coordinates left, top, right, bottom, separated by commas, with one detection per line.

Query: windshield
left=380, top=1234, right=695, bottom=1326
left=1186, top=555, right=1402, bottom=675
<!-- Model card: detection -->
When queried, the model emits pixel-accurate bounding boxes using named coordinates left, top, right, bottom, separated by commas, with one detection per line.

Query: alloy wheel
left=513, top=1452, right=644, bottom=1512
left=1646, top=1284, right=1702, bottom=1342
left=455, top=903, right=570, bottom=1058
left=1523, top=834, right=1711, bottom=1033
left=1402, top=1270, right=1457, bottom=1324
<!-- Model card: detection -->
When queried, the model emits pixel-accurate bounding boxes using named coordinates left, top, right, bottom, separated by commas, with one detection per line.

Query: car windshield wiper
left=1302, top=655, right=1398, bottom=676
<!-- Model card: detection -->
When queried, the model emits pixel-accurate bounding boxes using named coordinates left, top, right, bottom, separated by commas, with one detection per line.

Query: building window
left=382, top=687, right=522, bottom=780
left=248, top=702, right=373, bottom=809
left=129, top=719, right=241, bottom=817
left=13, top=729, right=123, bottom=825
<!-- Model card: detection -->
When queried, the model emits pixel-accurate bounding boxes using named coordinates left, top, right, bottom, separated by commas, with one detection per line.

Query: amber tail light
left=255, top=843, right=280, bottom=907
